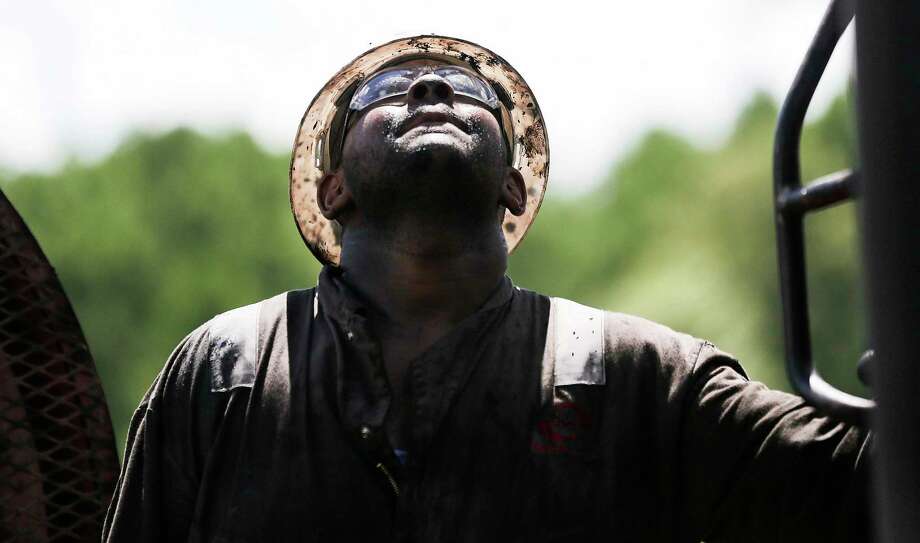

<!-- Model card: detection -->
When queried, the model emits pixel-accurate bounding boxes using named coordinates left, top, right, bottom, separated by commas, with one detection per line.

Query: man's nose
left=407, top=74, right=455, bottom=106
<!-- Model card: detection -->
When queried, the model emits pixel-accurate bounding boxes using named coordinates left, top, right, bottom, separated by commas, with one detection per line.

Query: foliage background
left=1, top=91, right=867, bottom=452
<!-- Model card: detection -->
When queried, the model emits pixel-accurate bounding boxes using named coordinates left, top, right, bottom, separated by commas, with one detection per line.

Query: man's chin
left=398, top=131, right=472, bottom=153
left=395, top=135, right=477, bottom=173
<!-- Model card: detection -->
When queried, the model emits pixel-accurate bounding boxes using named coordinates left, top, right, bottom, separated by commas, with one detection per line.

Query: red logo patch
left=531, top=401, right=592, bottom=454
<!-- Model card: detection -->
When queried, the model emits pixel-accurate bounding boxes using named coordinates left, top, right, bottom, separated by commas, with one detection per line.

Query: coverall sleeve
left=679, top=343, right=872, bottom=543
left=101, top=324, right=219, bottom=542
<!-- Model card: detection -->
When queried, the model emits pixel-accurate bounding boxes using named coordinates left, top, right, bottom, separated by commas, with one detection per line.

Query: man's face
left=336, top=59, right=516, bottom=232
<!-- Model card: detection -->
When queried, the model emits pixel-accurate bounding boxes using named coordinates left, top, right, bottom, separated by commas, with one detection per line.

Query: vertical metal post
left=854, top=1, right=920, bottom=541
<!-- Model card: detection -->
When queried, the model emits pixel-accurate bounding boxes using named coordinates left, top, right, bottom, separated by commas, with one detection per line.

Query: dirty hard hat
left=290, top=35, right=549, bottom=266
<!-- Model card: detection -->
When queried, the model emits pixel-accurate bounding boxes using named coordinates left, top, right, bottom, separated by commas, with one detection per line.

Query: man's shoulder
left=182, top=288, right=316, bottom=393
left=207, top=289, right=311, bottom=329
left=539, top=294, right=723, bottom=372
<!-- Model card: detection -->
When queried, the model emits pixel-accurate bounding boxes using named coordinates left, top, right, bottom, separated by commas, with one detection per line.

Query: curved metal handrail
left=772, top=0, right=874, bottom=425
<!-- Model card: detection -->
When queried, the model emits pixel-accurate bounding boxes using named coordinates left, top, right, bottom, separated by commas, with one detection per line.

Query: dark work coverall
left=103, top=268, right=871, bottom=542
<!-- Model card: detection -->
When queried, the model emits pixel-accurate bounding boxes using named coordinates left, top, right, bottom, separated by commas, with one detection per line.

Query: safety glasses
left=333, top=64, right=509, bottom=168
left=348, top=65, right=500, bottom=111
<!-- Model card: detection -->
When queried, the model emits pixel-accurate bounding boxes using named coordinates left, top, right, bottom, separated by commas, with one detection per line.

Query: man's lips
left=398, top=111, right=468, bottom=136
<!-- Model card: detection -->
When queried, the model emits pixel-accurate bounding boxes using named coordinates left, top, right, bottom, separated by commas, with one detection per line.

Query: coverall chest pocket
left=526, top=388, right=603, bottom=539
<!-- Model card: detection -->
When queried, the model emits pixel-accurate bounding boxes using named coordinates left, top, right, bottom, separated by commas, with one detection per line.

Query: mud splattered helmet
left=290, top=35, right=549, bottom=266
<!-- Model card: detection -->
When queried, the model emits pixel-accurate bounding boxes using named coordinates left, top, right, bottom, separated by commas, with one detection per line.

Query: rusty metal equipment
left=0, top=187, right=118, bottom=542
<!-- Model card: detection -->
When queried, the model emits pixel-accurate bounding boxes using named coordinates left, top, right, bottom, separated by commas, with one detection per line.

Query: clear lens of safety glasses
left=349, top=66, right=500, bottom=111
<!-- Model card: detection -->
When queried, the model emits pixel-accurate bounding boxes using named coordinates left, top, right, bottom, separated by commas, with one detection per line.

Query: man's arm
left=102, top=324, right=218, bottom=542
left=679, top=344, right=872, bottom=542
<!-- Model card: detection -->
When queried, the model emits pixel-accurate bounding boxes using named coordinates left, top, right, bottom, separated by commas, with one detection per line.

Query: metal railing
left=772, top=0, right=874, bottom=425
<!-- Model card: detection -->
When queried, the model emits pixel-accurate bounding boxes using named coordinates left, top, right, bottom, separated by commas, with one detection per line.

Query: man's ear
left=316, top=169, right=353, bottom=220
left=499, top=167, right=527, bottom=216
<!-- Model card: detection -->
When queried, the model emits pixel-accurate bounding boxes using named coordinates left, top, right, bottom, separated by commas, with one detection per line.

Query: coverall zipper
left=376, top=462, right=400, bottom=497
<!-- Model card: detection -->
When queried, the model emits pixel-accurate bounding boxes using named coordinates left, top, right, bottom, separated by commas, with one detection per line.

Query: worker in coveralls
left=102, top=36, right=871, bottom=542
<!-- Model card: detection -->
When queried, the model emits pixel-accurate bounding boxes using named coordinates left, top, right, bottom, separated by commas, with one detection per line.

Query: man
left=103, top=36, right=870, bottom=542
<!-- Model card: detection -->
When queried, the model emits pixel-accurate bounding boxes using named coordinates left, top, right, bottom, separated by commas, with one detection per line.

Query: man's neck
left=337, top=225, right=508, bottom=331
